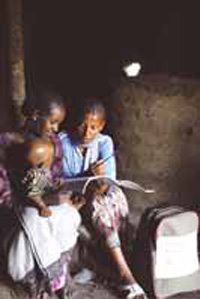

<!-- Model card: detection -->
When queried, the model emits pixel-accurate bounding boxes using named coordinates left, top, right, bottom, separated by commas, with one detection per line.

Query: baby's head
left=74, top=97, right=106, bottom=145
left=24, top=138, right=54, bottom=169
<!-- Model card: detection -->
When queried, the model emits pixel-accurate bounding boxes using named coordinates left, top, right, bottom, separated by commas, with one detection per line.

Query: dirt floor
left=0, top=279, right=200, bottom=299
left=0, top=279, right=118, bottom=299
left=0, top=210, right=199, bottom=299
left=0, top=227, right=200, bottom=299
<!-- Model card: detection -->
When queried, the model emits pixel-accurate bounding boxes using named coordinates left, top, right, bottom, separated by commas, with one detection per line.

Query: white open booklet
left=63, top=175, right=155, bottom=195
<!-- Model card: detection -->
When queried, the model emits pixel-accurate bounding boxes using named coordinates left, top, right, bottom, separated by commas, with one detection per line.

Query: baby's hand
left=58, top=191, right=85, bottom=210
left=58, top=191, right=73, bottom=204
left=54, top=178, right=65, bottom=190
left=70, top=192, right=86, bottom=210
left=39, top=206, right=52, bottom=217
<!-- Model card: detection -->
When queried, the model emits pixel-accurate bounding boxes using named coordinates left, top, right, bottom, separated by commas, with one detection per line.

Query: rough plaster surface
left=110, top=75, right=200, bottom=227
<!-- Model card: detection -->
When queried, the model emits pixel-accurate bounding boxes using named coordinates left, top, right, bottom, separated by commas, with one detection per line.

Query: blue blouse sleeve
left=98, top=135, right=116, bottom=179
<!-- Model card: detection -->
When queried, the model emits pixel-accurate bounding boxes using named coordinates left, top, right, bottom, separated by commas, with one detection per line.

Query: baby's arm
left=22, top=168, right=52, bottom=217
left=26, top=195, right=52, bottom=217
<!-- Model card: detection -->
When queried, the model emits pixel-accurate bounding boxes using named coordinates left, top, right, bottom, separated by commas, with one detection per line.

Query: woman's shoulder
left=58, top=131, right=76, bottom=148
left=96, top=133, right=114, bottom=146
left=94, top=133, right=115, bottom=155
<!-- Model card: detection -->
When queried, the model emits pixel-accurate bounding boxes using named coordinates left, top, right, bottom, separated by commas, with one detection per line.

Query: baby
left=13, top=137, right=85, bottom=217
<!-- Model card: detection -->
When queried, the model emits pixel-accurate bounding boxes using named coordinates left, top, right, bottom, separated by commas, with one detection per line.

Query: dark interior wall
left=24, top=1, right=139, bottom=97
left=155, top=3, right=200, bottom=77
left=23, top=1, right=200, bottom=98
left=111, top=75, right=200, bottom=225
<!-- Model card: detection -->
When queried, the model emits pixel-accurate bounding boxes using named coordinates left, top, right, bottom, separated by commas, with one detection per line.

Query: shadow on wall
left=173, top=146, right=200, bottom=208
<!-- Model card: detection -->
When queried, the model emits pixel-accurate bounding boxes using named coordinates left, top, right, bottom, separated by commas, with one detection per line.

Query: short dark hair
left=75, top=97, right=106, bottom=124
left=22, top=90, right=65, bottom=118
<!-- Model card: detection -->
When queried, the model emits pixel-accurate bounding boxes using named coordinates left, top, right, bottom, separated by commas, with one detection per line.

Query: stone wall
left=110, top=75, right=200, bottom=225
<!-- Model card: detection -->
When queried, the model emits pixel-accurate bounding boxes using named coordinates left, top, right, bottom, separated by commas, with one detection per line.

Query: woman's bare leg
left=108, top=246, right=135, bottom=284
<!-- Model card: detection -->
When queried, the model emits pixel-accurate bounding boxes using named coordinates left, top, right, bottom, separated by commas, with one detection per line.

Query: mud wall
left=110, top=75, right=200, bottom=225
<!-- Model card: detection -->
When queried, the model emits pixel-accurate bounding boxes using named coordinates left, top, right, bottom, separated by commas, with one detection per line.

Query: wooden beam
left=7, top=0, right=25, bottom=124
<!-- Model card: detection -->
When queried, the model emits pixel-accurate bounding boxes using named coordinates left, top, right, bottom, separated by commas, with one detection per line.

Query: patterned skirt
left=85, top=184, right=129, bottom=248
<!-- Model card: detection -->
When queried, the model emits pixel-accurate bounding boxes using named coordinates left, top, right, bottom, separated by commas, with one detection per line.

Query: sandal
left=73, top=267, right=95, bottom=284
left=119, top=283, right=148, bottom=299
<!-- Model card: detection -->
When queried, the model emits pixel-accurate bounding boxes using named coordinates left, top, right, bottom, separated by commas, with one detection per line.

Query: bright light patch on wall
left=123, top=62, right=141, bottom=77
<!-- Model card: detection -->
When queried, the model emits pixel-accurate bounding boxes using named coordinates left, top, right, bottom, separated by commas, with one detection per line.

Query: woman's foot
left=73, top=267, right=95, bottom=285
left=119, top=283, right=148, bottom=299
